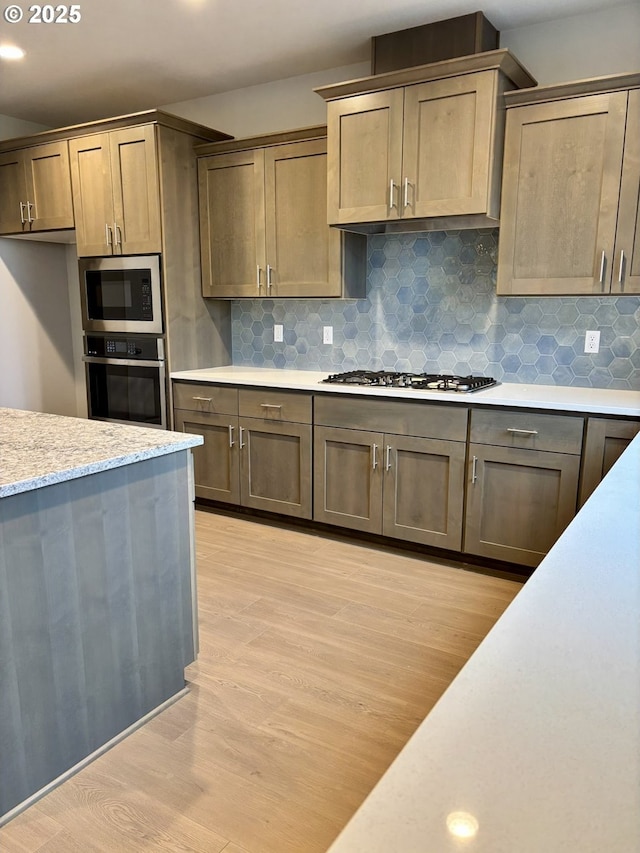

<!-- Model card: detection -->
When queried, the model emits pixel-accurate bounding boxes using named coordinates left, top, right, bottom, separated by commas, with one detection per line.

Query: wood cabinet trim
left=315, top=49, right=536, bottom=101
left=504, top=72, right=640, bottom=108
left=0, top=109, right=231, bottom=154
left=195, top=125, right=327, bottom=157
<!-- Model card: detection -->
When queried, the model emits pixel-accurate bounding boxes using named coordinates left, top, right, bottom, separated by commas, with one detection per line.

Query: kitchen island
left=324, top=430, right=640, bottom=852
left=0, top=409, right=203, bottom=822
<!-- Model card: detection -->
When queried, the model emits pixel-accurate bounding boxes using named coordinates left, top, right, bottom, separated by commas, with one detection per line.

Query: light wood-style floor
left=1, top=508, right=523, bottom=853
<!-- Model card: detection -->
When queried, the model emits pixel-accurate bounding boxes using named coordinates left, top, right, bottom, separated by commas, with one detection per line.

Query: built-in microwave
left=79, top=255, right=163, bottom=334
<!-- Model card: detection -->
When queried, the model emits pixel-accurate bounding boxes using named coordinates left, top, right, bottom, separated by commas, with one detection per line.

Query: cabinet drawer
left=470, top=408, right=583, bottom=454
left=314, top=395, right=468, bottom=441
left=172, top=381, right=238, bottom=414
left=239, top=388, right=312, bottom=423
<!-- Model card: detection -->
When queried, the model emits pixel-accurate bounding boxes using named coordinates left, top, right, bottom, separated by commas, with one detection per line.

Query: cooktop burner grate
left=321, top=371, right=498, bottom=392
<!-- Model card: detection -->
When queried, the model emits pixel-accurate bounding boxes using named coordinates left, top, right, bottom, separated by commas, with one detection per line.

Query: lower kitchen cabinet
left=463, top=408, right=584, bottom=566
left=313, top=397, right=468, bottom=550
left=174, top=409, right=240, bottom=504
left=173, top=383, right=312, bottom=520
left=579, top=416, right=640, bottom=506
left=239, top=418, right=312, bottom=518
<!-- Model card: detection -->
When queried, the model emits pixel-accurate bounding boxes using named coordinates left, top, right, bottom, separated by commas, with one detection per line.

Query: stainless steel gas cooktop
left=321, top=371, right=498, bottom=392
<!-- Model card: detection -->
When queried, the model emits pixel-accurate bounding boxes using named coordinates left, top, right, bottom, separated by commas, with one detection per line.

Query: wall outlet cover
left=274, top=324, right=284, bottom=343
left=584, top=330, right=600, bottom=353
left=323, top=326, right=333, bottom=345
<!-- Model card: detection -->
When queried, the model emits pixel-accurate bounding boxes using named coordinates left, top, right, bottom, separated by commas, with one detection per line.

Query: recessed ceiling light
left=0, top=45, right=25, bottom=60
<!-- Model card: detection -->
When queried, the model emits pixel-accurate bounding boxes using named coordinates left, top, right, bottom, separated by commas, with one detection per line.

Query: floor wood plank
left=0, top=508, right=523, bottom=852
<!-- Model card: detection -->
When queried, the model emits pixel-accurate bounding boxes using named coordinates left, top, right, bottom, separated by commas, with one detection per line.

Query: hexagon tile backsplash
left=232, top=230, right=640, bottom=389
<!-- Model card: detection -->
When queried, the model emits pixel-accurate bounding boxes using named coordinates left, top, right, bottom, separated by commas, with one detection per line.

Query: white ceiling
left=0, top=0, right=611, bottom=128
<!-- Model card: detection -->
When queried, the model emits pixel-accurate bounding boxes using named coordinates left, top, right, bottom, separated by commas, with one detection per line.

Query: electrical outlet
left=584, top=330, right=600, bottom=354
left=323, top=326, right=333, bottom=345
left=273, top=324, right=283, bottom=343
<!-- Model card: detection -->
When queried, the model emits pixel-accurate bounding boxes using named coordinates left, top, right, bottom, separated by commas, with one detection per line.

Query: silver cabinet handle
left=228, top=425, right=235, bottom=447
left=372, top=443, right=378, bottom=470
left=256, top=265, right=262, bottom=293
left=19, top=201, right=26, bottom=225
left=105, top=223, right=112, bottom=247
left=471, top=455, right=478, bottom=484
left=618, top=250, right=625, bottom=285
left=26, top=201, right=34, bottom=223
left=598, top=249, right=606, bottom=285
left=260, top=403, right=282, bottom=410
left=403, top=177, right=410, bottom=208
left=389, top=179, right=397, bottom=210
left=239, top=426, right=245, bottom=449
left=266, top=264, right=273, bottom=293
left=506, top=428, right=538, bottom=436
left=385, top=445, right=392, bottom=471
left=113, top=222, right=121, bottom=248
left=192, top=395, right=213, bottom=403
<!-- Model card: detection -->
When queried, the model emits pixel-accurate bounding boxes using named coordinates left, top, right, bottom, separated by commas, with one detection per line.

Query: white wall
left=0, top=114, right=49, bottom=141
left=0, top=238, right=77, bottom=415
left=163, top=3, right=639, bottom=137
left=0, top=115, right=80, bottom=416
left=501, top=2, right=640, bottom=86
left=162, top=62, right=370, bottom=138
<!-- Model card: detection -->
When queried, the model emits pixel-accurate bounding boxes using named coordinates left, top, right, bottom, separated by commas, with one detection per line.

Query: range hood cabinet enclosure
left=315, top=50, right=537, bottom=235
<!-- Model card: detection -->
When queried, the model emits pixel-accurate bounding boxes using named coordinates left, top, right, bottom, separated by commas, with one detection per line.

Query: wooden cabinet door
left=613, top=89, right=640, bottom=294
left=69, top=133, right=116, bottom=256
left=239, top=418, right=312, bottom=519
left=264, top=138, right=335, bottom=297
left=402, top=71, right=496, bottom=218
left=174, top=410, right=240, bottom=504
left=313, top=426, right=383, bottom=533
left=579, top=417, right=640, bottom=506
left=0, top=150, right=27, bottom=233
left=382, top=435, right=466, bottom=550
left=497, top=92, right=628, bottom=295
left=198, top=150, right=265, bottom=297
left=109, top=125, right=161, bottom=255
left=326, top=89, right=404, bottom=224
left=23, top=141, right=74, bottom=231
left=464, top=444, right=580, bottom=567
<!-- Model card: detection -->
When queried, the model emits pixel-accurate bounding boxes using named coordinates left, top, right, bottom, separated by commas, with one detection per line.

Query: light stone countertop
left=171, top=367, right=640, bottom=417
left=322, top=430, right=640, bottom=853
left=0, top=408, right=203, bottom=498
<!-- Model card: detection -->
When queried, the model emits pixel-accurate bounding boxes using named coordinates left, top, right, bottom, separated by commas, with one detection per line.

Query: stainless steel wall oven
left=83, top=334, right=167, bottom=430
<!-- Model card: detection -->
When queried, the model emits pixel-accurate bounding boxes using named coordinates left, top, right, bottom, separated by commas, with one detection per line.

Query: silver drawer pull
left=19, top=201, right=26, bottom=224
left=618, top=250, right=625, bottom=285
left=471, top=455, right=478, bottom=484
left=239, top=426, right=245, bottom=449
left=260, top=403, right=282, bottom=410
left=228, top=425, right=235, bottom=447
left=26, top=201, right=34, bottom=223
left=385, top=445, right=392, bottom=471
left=192, top=396, right=213, bottom=403
left=372, top=443, right=378, bottom=470
left=506, top=428, right=539, bottom=436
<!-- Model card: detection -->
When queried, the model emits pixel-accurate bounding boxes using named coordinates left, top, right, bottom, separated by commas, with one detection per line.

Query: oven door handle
left=83, top=356, right=165, bottom=368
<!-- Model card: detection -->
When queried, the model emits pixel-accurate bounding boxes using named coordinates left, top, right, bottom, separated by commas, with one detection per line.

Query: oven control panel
left=84, top=334, right=164, bottom=361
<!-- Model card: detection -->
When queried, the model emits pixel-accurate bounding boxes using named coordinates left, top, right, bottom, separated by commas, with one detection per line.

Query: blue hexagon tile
left=231, top=230, right=640, bottom=390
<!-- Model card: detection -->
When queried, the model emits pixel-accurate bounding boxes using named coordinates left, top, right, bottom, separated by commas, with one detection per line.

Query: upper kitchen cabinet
left=69, top=125, right=162, bottom=256
left=315, top=50, right=536, bottom=232
left=196, top=127, right=366, bottom=298
left=0, top=141, right=74, bottom=234
left=497, top=74, right=640, bottom=296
